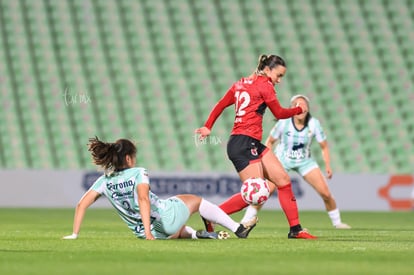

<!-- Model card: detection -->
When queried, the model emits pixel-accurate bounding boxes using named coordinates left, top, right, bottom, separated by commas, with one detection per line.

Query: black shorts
left=227, top=135, right=269, bottom=172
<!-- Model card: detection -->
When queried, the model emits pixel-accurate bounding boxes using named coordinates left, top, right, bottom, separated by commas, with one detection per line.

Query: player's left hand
left=326, top=167, right=333, bottom=179
left=296, top=103, right=307, bottom=114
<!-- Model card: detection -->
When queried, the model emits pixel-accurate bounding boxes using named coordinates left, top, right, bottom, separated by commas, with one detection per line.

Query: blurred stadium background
left=0, top=0, right=413, bottom=174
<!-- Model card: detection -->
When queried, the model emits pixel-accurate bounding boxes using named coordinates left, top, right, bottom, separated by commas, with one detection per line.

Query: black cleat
left=234, top=216, right=258, bottom=238
left=288, top=229, right=317, bottom=239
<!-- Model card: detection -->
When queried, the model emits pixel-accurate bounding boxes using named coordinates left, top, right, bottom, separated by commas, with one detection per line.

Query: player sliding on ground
left=63, top=137, right=257, bottom=240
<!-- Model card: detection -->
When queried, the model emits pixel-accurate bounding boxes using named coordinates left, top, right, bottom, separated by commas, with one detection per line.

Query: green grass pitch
left=0, top=208, right=413, bottom=275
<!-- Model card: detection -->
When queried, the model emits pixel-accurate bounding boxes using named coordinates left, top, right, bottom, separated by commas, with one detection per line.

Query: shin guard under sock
left=219, top=193, right=249, bottom=215
left=278, top=183, right=300, bottom=227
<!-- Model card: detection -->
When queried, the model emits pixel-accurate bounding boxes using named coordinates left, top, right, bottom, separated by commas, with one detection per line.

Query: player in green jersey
left=63, top=137, right=257, bottom=240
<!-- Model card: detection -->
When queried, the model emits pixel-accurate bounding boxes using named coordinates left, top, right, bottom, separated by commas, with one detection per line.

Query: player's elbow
left=76, top=199, right=90, bottom=211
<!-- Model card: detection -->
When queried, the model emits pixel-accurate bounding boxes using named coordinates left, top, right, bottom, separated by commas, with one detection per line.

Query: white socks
left=241, top=205, right=258, bottom=223
left=199, top=199, right=239, bottom=232
left=182, top=226, right=198, bottom=239
left=328, top=208, right=342, bottom=226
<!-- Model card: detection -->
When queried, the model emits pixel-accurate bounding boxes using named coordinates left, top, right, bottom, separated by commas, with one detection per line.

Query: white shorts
left=279, top=157, right=319, bottom=177
left=151, top=197, right=190, bottom=239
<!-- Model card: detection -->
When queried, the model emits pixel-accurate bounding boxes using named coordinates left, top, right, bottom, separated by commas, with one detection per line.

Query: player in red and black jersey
left=195, top=55, right=316, bottom=239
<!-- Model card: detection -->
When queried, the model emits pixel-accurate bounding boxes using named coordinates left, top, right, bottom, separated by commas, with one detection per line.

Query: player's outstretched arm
left=137, top=183, right=155, bottom=240
left=63, top=190, right=101, bottom=239
left=197, top=88, right=234, bottom=138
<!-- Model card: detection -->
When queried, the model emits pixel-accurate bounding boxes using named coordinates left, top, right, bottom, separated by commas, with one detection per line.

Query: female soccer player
left=195, top=55, right=316, bottom=239
left=63, top=137, right=257, bottom=240
left=241, top=95, right=351, bottom=229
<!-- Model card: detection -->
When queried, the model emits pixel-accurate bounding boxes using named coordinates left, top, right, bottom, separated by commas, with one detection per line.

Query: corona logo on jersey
left=378, top=175, right=414, bottom=210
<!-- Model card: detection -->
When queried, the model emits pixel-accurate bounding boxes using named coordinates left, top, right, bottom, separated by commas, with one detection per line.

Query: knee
left=274, top=173, right=291, bottom=187
left=320, top=192, right=333, bottom=202
left=192, top=196, right=203, bottom=212
left=266, top=170, right=290, bottom=187
left=281, top=173, right=291, bottom=184
left=179, top=194, right=202, bottom=214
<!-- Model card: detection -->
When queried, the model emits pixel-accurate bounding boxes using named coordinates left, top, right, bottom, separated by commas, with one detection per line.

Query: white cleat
left=334, top=223, right=351, bottom=229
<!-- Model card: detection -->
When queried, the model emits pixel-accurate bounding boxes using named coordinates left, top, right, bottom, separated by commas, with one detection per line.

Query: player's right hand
left=145, top=233, right=155, bottom=240
left=195, top=127, right=210, bottom=140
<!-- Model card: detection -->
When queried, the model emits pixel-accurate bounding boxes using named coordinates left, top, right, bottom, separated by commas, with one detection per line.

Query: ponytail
left=256, top=54, right=286, bottom=74
left=88, top=136, right=137, bottom=174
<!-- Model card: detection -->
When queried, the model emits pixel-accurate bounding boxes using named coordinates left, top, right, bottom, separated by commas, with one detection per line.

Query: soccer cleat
left=288, top=229, right=317, bottom=239
left=235, top=216, right=258, bottom=238
left=334, top=223, right=351, bottom=229
left=196, top=230, right=229, bottom=239
left=201, top=216, right=215, bottom=232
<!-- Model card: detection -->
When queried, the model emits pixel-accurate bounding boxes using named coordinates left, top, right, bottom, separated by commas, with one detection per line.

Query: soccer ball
left=241, top=177, right=270, bottom=205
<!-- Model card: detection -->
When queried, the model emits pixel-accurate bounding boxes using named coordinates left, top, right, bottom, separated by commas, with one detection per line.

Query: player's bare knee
left=274, top=174, right=291, bottom=187
left=265, top=170, right=290, bottom=187
left=320, top=192, right=333, bottom=202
